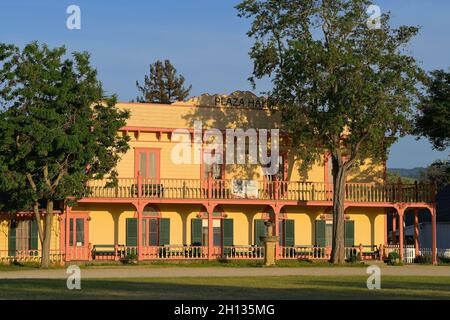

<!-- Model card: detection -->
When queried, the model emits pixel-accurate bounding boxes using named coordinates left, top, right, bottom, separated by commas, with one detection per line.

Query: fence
left=84, top=178, right=435, bottom=203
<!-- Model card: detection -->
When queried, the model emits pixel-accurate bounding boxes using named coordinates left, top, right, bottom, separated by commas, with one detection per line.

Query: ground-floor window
left=126, top=216, right=170, bottom=247
left=191, top=218, right=233, bottom=247
left=8, top=219, right=39, bottom=255
left=315, top=220, right=355, bottom=247
left=69, top=218, right=85, bottom=247
left=254, top=219, right=295, bottom=247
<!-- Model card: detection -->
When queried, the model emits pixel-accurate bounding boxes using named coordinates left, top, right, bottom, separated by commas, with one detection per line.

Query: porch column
left=273, top=205, right=280, bottom=260
left=137, top=204, right=143, bottom=261
left=414, top=208, right=420, bottom=257
left=431, top=206, right=437, bottom=265
left=207, top=205, right=214, bottom=260
left=65, top=205, right=71, bottom=262
left=392, top=212, right=397, bottom=244
left=398, top=208, right=404, bottom=262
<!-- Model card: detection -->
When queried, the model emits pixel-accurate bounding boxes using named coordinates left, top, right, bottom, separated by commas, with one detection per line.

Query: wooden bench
left=92, top=244, right=119, bottom=259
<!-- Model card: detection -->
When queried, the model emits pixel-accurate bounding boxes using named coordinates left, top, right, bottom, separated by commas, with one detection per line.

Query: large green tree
left=136, top=59, right=192, bottom=104
left=415, top=69, right=450, bottom=151
left=237, top=0, right=425, bottom=263
left=0, top=42, right=130, bottom=268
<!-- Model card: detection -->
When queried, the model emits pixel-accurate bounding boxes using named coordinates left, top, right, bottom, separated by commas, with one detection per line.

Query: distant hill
left=387, top=167, right=426, bottom=180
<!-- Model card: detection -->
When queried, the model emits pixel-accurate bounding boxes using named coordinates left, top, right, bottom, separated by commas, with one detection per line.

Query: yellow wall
left=70, top=203, right=385, bottom=248
left=112, top=102, right=384, bottom=184
left=0, top=216, right=62, bottom=260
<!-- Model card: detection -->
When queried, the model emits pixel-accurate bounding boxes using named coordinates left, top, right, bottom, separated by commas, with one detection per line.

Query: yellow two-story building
left=0, top=92, right=437, bottom=264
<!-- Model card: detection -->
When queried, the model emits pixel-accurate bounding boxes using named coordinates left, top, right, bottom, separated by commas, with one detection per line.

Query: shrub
left=347, top=254, right=362, bottom=264
left=121, top=253, right=138, bottom=264
left=438, top=256, right=450, bottom=264
left=414, top=254, right=432, bottom=264
left=387, top=250, right=402, bottom=265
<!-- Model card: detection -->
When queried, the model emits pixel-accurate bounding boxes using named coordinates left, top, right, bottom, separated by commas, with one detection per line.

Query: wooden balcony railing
left=84, top=177, right=435, bottom=203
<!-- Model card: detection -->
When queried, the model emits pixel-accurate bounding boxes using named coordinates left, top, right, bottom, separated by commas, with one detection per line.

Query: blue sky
left=0, top=0, right=448, bottom=168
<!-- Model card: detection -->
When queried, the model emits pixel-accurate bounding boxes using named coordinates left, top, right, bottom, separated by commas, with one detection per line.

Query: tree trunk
left=331, top=159, right=347, bottom=264
left=41, top=200, right=54, bottom=268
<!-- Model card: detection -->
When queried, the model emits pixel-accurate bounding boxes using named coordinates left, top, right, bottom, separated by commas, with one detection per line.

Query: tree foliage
left=421, top=160, right=450, bottom=191
left=236, top=0, right=425, bottom=263
left=415, top=70, right=450, bottom=151
left=0, top=42, right=130, bottom=267
left=136, top=59, right=192, bottom=104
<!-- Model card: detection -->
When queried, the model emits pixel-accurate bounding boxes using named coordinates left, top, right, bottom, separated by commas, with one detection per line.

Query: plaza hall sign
left=182, top=91, right=275, bottom=109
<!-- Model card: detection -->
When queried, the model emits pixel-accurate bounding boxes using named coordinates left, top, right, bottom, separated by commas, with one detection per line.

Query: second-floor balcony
left=83, top=177, right=436, bottom=204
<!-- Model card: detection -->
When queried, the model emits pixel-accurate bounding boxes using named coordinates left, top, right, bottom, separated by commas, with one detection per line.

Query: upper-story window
left=263, top=153, right=287, bottom=181
left=135, top=148, right=160, bottom=179
left=202, top=150, right=224, bottom=180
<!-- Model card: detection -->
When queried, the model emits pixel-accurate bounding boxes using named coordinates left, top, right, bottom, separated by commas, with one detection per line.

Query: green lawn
left=0, top=259, right=369, bottom=271
left=1, top=276, right=450, bottom=299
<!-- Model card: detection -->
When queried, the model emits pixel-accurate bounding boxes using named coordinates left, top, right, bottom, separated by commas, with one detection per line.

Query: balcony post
left=398, top=208, right=404, bottom=263
left=414, top=208, right=420, bottom=257
left=137, top=172, right=142, bottom=198
left=274, top=178, right=279, bottom=200
left=431, top=206, right=437, bottom=265
left=207, top=172, right=213, bottom=199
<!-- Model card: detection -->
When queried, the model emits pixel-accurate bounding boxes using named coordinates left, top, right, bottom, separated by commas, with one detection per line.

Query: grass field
left=0, top=259, right=370, bottom=271
left=1, top=276, right=449, bottom=299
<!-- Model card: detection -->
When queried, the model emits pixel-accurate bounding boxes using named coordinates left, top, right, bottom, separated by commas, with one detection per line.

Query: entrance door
left=68, top=215, right=89, bottom=260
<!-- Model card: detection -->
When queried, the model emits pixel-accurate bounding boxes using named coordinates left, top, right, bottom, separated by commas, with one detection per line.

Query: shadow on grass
left=1, top=276, right=449, bottom=300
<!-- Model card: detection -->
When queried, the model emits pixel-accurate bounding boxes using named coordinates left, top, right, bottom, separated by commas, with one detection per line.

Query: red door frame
left=134, top=148, right=161, bottom=179
left=66, top=211, right=90, bottom=261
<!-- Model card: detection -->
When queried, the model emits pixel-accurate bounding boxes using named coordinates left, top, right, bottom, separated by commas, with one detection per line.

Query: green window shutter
left=29, top=219, right=39, bottom=250
left=254, top=220, right=266, bottom=246
left=8, top=221, right=17, bottom=256
left=191, top=219, right=203, bottom=246
left=315, top=220, right=326, bottom=247
left=345, top=220, right=355, bottom=247
left=69, top=218, right=74, bottom=246
left=222, top=219, right=234, bottom=247
left=159, top=218, right=170, bottom=245
left=284, top=220, right=295, bottom=247
left=278, top=220, right=283, bottom=246
left=126, top=218, right=138, bottom=246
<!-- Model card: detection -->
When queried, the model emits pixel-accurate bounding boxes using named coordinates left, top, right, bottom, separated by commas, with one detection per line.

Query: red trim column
left=137, top=205, right=143, bottom=261
left=65, top=206, right=71, bottom=262
left=392, top=212, right=397, bottom=245
left=207, top=205, right=214, bottom=260
left=414, top=208, right=420, bottom=257
left=398, top=208, right=404, bottom=263
left=273, top=206, right=280, bottom=260
left=431, top=206, right=437, bottom=265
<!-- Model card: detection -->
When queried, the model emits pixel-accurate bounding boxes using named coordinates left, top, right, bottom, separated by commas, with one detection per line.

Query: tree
left=415, top=69, right=450, bottom=151
left=136, top=59, right=192, bottom=104
left=421, top=160, right=450, bottom=191
left=0, top=42, right=130, bottom=268
left=236, top=0, right=424, bottom=263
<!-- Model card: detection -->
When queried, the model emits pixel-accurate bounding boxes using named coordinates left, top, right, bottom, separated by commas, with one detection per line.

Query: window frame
left=134, top=148, right=161, bottom=179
